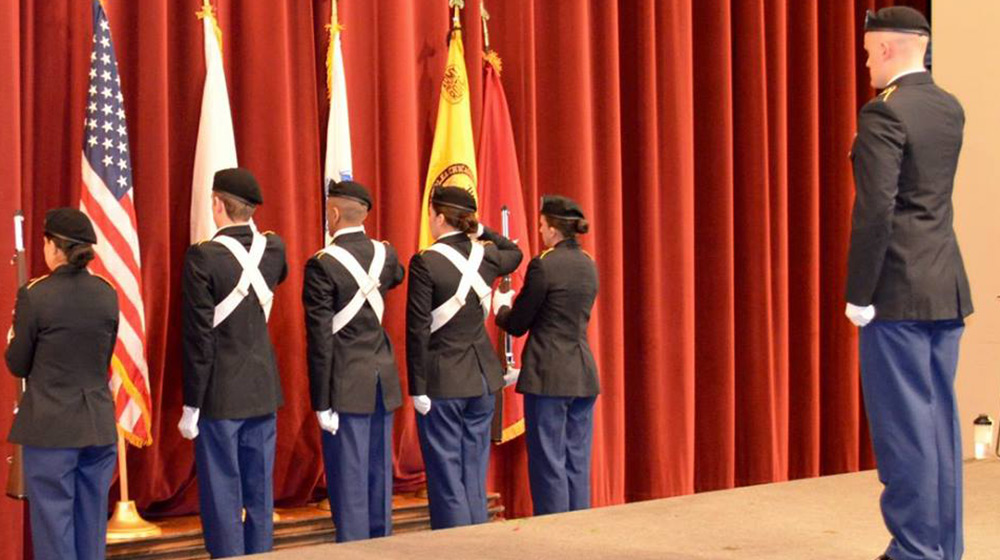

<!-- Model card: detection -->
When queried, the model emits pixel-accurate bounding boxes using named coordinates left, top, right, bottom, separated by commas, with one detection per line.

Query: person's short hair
left=215, top=191, right=256, bottom=221
left=329, top=196, right=368, bottom=224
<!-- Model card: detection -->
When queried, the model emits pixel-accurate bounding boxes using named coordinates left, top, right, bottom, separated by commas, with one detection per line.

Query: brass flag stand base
left=106, top=429, right=162, bottom=541
left=106, top=500, right=162, bottom=541
left=316, top=498, right=332, bottom=511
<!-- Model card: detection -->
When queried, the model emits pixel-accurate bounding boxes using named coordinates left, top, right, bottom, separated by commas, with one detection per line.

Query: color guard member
left=493, top=195, right=599, bottom=516
left=179, top=168, right=288, bottom=558
left=5, top=208, right=119, bottom=560
left=405, top=186, right=522, bottom=529
left=303, top=180, right=405, bottom=542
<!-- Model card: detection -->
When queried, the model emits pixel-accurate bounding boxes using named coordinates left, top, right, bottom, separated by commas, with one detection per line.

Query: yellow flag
left=419, top=24, right=478, bottom=249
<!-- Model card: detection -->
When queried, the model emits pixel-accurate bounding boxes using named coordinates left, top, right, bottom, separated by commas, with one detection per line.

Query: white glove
left=503, top=367, right=520, bottom=388
left=845, top=302, right=876, bottom=327
left=493, top=288, right=515, bottom=315
left=412, top=395, right=432, bottom=416
left=316, top=409, right=340, bottom=435
left=178, top=406, right=201, bottom=440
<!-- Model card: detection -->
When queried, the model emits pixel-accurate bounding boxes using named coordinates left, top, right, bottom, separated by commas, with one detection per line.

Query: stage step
left=106, top=494, right=504, bottom=560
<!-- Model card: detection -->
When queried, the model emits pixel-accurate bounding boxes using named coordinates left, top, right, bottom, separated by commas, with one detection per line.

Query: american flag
left=79, top=0, right=153, bottom=446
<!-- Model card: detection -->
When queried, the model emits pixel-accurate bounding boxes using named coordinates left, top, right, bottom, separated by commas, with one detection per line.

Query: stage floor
left=256, top=460, right=1000, bottom=560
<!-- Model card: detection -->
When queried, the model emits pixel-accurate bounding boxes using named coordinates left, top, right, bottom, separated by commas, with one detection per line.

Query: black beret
left=430, top=186, right=477, bottom=213
left=213, top=167, right=263, bottom=205
left=540, top=195, right=585, bottom=221
left=328, top=180, right=372, bottom=210
left=45, top=207, right=97, bottom=244
left=864, top=7, right=930, bottom=36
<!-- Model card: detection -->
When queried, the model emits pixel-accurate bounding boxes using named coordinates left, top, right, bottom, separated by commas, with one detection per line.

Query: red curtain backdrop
left=0, top=0, right=928, bottom=556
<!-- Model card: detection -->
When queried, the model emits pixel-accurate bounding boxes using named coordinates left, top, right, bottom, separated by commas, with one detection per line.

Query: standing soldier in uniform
left=5, top=208, right=119, bottom=560
left=493, top=195, right=599, bottom=517
left=303, top=180, right=405, bottom=542
left=406, top=186, right=522, bottom=529
left=846, top=8, right=972, bottom=560
left=178, top=168, right=288, bottom=558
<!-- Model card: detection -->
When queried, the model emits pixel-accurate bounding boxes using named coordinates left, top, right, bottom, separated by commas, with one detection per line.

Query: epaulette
left=538, top=248, right=555, bottom=260
left=878, top=85, right=898, bottom=103
left=481, top=240, right=495, bottom=247
left=312, top=249, right=328, bottom=260
left=381, top=240, right=391, bottom=246
left=581, top=250, right=595, bottom=261
left=90, top=272, right=116, bottom=289
left=25, top=275, right=50, bottom=290
left=260, top=230, right=276, bottom=236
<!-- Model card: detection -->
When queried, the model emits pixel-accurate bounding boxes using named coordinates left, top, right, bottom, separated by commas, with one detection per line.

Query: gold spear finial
left=196, top=0, right=223, bottom=53
left=196, top=0, right=213, bottom=19
left=449, top=0, right=464, bottom=30
left=480, top=1, right=491, bottom=52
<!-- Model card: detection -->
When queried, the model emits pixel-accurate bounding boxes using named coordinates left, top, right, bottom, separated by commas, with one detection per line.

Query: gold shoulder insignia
left=581, top=250, right=595, bottom=261
left=26, top=275, right=50, bottom=289
left=481, top=240, right=495, bottom=247
left=312, top=249, right=328, bottom=260
left=260, top=230, right=276, bottom=236
left=879, top=85, right=898, bottom=102
left=381, top=240, right=391, bottom=246
left=538, top=248, right=555, bottom=260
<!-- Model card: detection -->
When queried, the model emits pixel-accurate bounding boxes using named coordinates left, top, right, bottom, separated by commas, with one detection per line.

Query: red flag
left=478, top=52, right=532, bottom=443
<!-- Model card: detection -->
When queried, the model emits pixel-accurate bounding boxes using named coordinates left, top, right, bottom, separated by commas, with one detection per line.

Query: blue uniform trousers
left=23, top=443, right=117, bottom=560
left=194, top=413, right=276, bottom=558
left=523, top=394, right=596, bottom=516
left=417, top=387, right=494, bottom=529
left=860, top=320, right=964, bottom=560
left=321, top=382, right=394, bottom=542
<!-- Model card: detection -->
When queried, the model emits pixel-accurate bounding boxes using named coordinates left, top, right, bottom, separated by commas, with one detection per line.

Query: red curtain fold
left=692, top=0, right=738, bottom=493
left=0, top=1, right=930, bottom=550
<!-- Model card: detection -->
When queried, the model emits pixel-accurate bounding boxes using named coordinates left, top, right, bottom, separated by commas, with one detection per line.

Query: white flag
left=190, top=8, right=237, bottom=243
left=323, top=4, right=353, bottom=242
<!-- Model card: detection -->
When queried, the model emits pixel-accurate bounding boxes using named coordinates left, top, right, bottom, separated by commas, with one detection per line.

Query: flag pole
left=449, top=0, right=464, bottom=31
left=94, top=0, right=159, bottom=541
left=417, top=0, right=472, bottom=500
left=106, top=426, right=161, bottom=541
left=480, top=1, right=490, bottom=53
left=491, top=207, right=514, bottom=442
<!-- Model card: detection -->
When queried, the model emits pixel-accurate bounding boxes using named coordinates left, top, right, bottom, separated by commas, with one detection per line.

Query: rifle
left=6, top=211, right=27, bottom=499
left=491, top=206, right=515, bottom=443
